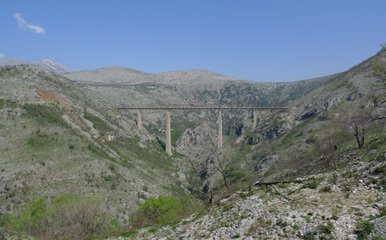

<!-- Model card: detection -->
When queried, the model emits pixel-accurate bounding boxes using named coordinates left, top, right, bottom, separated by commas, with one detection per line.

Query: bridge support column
left=252, top=111, right=257, bottom=129
left=136, top=110, right=142, bottom=130
left=217, top=110, right=223, bottom=149
left=165, top=111, right=172, bottom=156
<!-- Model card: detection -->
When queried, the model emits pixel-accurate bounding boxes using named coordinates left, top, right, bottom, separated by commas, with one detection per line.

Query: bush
left=373, top=165, right=386, bottom=175
left=355, top=219, right=374, bottom=240
left=276, top=218, right=288, bottom=227
left=319, top=185, right=332, bottom=193
left=26, top=131, right=57, bottom=149
left=23, top=104, right=66, bottom=127
left=304, top=222, right=334, bottom=239
left=131, top=196, right=203, bottom=229
left=4, top=195, right=113, bottom=240
left=380, top=205, right=386, bottom=217
left=246, top=217, right=272, bottom=235
left=83, top=111, right=111, bottom=134
left=0, top=99, right=17, bottom=109
left=87, top=143, right=113, bottom=160
left=303, top=177, right=322, bottom=190
left=317, top=221, right=334, bottom=234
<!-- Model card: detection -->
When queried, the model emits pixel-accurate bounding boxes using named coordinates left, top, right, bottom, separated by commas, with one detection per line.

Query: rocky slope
left=66, top=49, right=386, bottom=198
left=133, top=159, right=386, bottom=239
left=0, top=48, right=385, bottom=239
left=0, top=65, right=188, bottom=224
left=0, top=58, right=70, bottom=73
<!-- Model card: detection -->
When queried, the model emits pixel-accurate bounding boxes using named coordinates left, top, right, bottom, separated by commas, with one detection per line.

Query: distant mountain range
left=0, top=57, right=70, bottom=73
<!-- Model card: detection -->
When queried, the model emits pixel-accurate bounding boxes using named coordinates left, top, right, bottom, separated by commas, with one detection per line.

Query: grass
left=0, top=99, right=17, bottom=109
left=355, top=219, right=374, bottom=240
left=107, top=136, right=174, bottom=171
left=2, top=194, right=115, bottom=240
left=379, top=205, right=386, bottom=217
left=319, top=185, right=332, bottom=193
left=26, top=131, right=58, bottom=149
left=246, top=217, right=272, bottom=235
left=304, top=221, right=334, bottom=240
left=23, top=104, right=67, bottom=127
left=87, top=143, right=114, bottom=160
left=83, top=111, right=111, bottom=134
left=303, top=177, right=323, bottom=190
left=130, top=196, right=204, bottom=229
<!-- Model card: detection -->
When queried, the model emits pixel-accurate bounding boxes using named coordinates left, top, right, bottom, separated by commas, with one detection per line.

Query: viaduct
left=117, top=106, right=286, bottom=156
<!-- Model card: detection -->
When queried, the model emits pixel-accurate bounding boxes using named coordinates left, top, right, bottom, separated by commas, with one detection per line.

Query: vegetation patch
left=87, top=143, right=113, bottom=160
left=319, top=185, right=332, bottom=193
left=0, top=99, right=17, bottom=109
left=355, top=219, right=374, bottom=240
left=246, top=217, right=272, bottom=235
left=26, top=130, right=57, bottom=149
left=2, top=194, right=114, bottom=240
left=23, top=104, right=67, bottom=127
left=303, top=177, right=323, bottom=190
left=131, top=196, right=204, bottom=229
left=304, top=221, right=334, bottom=240
left=84, top=111, right=111, bottom=134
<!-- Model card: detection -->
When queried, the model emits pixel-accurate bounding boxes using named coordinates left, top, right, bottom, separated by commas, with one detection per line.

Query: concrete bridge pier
left=165, top=110, right=172, bottom=156
left=252, top=111, right=257, bottom=129
left=136, top=110, right=143, bottom=130
left=217, top=110, right=223, bottom=149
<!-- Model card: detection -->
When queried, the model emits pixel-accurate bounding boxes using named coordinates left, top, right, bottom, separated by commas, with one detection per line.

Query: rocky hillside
left=0, top=48, right=385, bottom=239
left=0, top=58, right=70, bottom=73
left=66, top=50, right=386, bottom=197
left=134, top=159, right=386, bottom=239
left=0, top=65, right=189, bottom=225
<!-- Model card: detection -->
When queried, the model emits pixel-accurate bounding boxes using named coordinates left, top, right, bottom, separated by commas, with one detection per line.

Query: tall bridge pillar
left=217, top=110, right=223, bottom=149
left=165, top=111, right=172, bottom=156
left=136, top=110, right=142, bottom=130
left=252, top=111, right=257, bottom=129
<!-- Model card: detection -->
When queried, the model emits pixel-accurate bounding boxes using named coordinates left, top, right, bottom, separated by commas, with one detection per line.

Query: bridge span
left=117, top=106, right=286, bottom=156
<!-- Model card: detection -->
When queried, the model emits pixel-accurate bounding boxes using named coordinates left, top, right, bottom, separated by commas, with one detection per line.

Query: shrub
left=276, top=218, right=288, bottom=227
left=355, top=219, right=374, bottom=240
left=87, top=143, right=112, bottom=160
left=328, top=173, right=338, bottom=184
left=4, top=195, right=113, bottom=240
left=317, top=221, right=334, bottom=234
left=23, top=104, right=66, bottom=127
left=304, top=222, right=334, bottom=239
left=303, top=177, right=322, bottom=190
left=379, top=205, right=386, bottom=217
left=26, top=131, right=57, bottom=149
left=319, top=185, right=332, bottom=193
left=246, top=217, right=272, bottom=235
left=131, top=196, right=203, bottom=229
left=0, top=99, right=17, bottom=109
left=373, top=165, right=386, bottom=175
left=83, top=111, right=111, bottom=134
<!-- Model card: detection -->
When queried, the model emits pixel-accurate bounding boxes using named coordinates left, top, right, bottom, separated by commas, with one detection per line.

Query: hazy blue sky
left=1, top=0, right=386, bottom=81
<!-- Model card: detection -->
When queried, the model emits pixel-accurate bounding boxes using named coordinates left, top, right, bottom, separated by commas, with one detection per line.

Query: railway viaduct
left=117, top=106, right=286, bottom=156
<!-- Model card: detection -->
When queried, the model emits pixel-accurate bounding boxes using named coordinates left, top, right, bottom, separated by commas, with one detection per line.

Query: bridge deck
left=117, top=106, right=286, bottom=110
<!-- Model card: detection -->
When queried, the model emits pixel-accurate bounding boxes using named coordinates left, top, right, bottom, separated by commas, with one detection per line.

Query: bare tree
left=343, top=106, right=372, bottom=149
left=212, top=150, right=230, bottom=190
left=206, top=132, right=230, bottom=191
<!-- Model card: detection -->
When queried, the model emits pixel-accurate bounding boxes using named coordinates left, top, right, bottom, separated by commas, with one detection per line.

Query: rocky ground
left=110, top=159, right=386, bottom=240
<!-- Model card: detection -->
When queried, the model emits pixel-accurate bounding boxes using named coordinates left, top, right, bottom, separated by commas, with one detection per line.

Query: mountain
left=0, top=49, right=385, bottom=239
left=65, top=67, right=151, bottom=84
left=0, top=57, right=70, bottom=73
left=0, top=64, right=187, bottom=226
left=34, top=59, right=70, bottom=73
